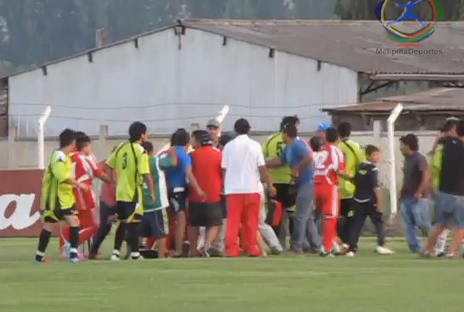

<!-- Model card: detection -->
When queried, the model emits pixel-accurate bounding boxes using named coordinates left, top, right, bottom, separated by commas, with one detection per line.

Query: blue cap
left=317, top=123, right=330, bottom=131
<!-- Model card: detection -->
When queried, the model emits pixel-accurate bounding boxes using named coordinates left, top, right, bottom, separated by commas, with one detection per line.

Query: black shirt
left=353, top=162, right=379, bottom=203
left=439, top=137, right=464, bottom=196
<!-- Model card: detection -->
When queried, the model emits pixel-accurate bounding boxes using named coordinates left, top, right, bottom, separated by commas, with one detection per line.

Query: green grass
left=1, top=238, right=463, bottom=312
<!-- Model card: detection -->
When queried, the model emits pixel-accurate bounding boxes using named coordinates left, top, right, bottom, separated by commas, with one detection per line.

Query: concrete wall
left=1, top=124, right=437, bottom=195
left=7, top=27, right=358, bottom=137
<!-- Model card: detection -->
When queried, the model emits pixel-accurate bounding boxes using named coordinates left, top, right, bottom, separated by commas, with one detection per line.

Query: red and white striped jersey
left=70, top=152, right=102, bottom=210
left=313, top=144, right=345, bottom=186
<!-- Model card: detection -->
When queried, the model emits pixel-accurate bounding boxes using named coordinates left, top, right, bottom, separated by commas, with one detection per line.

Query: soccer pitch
left=1, top=238, right=464, bottom=312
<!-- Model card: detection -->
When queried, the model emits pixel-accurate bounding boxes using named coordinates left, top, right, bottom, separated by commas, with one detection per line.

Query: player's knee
left=43, top=222, right=53, bottom=232
left=66, top=215, right=80, bottom=227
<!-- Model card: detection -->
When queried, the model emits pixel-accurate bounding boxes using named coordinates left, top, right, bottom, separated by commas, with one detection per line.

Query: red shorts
left=314, top=184, right=339, bottom=218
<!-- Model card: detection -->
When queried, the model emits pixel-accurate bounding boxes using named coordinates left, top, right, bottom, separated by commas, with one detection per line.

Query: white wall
left=8, top=27, right=358, bottom=137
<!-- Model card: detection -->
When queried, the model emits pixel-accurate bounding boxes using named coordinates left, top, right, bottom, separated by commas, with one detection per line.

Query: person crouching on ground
left=187, top=130, right=223, bottom=257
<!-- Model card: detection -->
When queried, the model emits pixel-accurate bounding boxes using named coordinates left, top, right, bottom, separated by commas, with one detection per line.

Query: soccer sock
left=113, top=223, right=126, bottom=254
left=322, top=218, right=337, bottom=254
left=35, top=229, right=51, bottom=261
left=127, top=223, right=141, bottom=259
left=69, top=226, right=79, bottom=259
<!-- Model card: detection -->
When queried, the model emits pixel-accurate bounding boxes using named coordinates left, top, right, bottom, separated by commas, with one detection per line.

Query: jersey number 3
left=122, top=152, right=128, bottom=169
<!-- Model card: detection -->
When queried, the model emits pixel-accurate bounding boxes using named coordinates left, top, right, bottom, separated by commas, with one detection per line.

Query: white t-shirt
left=222, top=134, right=265, bottom=195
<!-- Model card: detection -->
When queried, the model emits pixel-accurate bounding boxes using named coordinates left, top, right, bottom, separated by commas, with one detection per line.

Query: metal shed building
left=2, top=19, right=464, bottom=137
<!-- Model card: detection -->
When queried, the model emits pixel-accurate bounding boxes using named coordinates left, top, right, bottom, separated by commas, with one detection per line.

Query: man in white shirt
left=222, top=118, right=276, bottom=257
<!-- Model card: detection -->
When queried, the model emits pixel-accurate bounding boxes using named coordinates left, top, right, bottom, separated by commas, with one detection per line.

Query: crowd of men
left=33, top=115, right=464, bottom=262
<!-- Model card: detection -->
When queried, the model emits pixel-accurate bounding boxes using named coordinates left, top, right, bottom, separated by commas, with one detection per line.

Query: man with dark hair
left=139, top=141, right=176, bottom=258
left=187, top=130, right=223, bottom=257
left=35, top=129, right=88, bottom=263
left=222, top=118, right=276, bottom=257
left=60, top=132, right=111, bottom=259
left=428, top=117, right=459, bottom=156
left=267, top=123, right=320, bottom=254
left=336, top=122, right=364, bottom=249
left=399, top=133, right=431, bottom=254
left=313, top=127, right=351, bottom=256
left=165, top=128, right=205, bottom=257
left=428, top=118, right=463, bottom=255
left=423, top=120, right=464, bottom=258
left=346, top=145, right=393, bottom=256
left=262, top=116, right=300, bottom=248
left=106, top=121, right=154, bottom=261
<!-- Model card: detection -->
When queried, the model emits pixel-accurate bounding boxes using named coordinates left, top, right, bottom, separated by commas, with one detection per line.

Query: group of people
left=33, top=114, right=464, bottom=263
left=400, top=117, right=464, bottom=258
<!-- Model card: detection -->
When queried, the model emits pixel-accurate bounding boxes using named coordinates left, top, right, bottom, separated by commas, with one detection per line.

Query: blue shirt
left=280, top=139, right=313, bottom=187
left=165, top=146, right=191, bottom=190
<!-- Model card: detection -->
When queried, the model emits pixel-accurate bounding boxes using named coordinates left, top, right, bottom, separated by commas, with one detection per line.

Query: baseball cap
left=317, top=123, right=330, bottom=131
left=207, top=119, right=220, bottom=128
left=200, top=132, right=212, bottom=146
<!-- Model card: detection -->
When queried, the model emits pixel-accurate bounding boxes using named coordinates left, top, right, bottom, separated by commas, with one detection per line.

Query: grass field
left=1, top=237, right=464, bottom=312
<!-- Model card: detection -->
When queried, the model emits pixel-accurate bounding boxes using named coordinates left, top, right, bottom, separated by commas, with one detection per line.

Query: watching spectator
left=399, top=134, right=431, bottom=253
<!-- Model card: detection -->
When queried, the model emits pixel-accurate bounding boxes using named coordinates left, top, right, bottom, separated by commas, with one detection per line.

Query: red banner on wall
left=0, top=170, right=44, bottom=237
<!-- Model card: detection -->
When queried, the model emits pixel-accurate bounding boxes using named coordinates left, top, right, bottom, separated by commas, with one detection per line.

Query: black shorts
left=43, top=205, right=77, bottom=223
left=116, top=201, right=142, bottom=222
left=168, top=191, right=188, bottom=213
left=139, top=209, right=169, bottom=239
left=188, top=201, right=223, bottom=227
left=274, top=183, right=297, bottom=209
left=340, top=198, right=354, bottom=218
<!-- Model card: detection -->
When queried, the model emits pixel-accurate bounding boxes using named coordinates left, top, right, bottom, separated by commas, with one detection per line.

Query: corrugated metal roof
left=323, top=87, right=464, bottom=113
left=183, top=19, right=464, bottom=74
left=4, top=19, right=464, bottom=80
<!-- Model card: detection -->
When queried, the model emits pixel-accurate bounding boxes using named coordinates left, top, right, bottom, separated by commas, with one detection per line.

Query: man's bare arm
left=185, top=167, right=205, bottom=199
left=259, top=165, right=276, bottom=197
left=416, top=168, right=431, bottom=197
left=266, top=158, right=283, bottom=168
left=293, top=152, right=313, bottom=175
